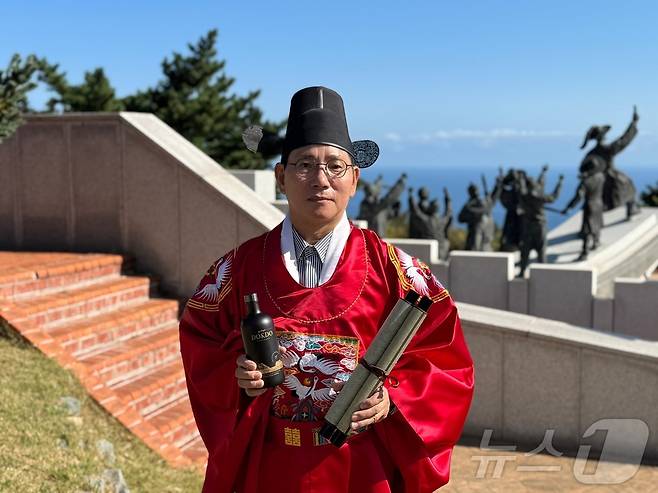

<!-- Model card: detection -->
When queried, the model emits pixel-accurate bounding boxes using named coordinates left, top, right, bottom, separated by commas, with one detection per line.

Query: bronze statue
left=499, top=164, right=550, bottom=251
left=408, top=187, right=431, bottom=238
left=562, top=168, right=605, bottom=260
left=499, top=167, right=522, bottom=251
left=408, top=187, right=452, bottom=259
left=457, top=174, right=502, bottom=251
left=579, top=106, right=640, bottom=219
left=516, top=169, right=563, bottom=276
left=357, top=173, right=407, bottom=237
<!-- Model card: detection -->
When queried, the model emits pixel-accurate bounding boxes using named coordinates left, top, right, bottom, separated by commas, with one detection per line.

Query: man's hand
left=235, top=346, right=286, bottom=397
left=350, top=385, right=390, bottom=431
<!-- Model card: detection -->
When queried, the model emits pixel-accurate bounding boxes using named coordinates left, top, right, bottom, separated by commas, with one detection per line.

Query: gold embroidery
left=186, top=280, right=233, bottom=312
left=387, top=243, right=450, bottom=301
left=284, top=427, right=301, bottom=446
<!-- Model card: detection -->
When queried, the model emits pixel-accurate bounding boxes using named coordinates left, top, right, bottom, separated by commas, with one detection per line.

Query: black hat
left=282, top=86, right=379, bottom=168
left=580, top=125, right=611, bottom=149
left=243, top=86, right=379, bottom=168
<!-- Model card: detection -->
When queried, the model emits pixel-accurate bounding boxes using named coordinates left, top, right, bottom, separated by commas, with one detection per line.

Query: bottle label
left=251, top=329, right=274, bottom=342
left=258, top=359, right=284, bottom=375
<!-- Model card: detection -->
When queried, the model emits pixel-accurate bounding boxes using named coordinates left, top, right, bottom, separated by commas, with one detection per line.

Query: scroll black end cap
left=404, top=290, right=421, bottom=305
left=329, top=430, right=348, bottom=448
left=319, top=422, right=338, bottom=442
left=417, top=296, right=433, bottom=312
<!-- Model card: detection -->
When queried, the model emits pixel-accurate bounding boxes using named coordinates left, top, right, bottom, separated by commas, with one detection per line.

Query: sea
left=348, top=165, right=657, bottom=230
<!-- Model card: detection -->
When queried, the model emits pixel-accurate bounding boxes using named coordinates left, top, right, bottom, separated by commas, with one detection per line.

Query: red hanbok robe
left=179, top=223, right=474, bottom=493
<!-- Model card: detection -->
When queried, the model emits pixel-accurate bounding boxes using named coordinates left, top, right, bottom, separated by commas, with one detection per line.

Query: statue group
left=562, top=106, right=640, bottom=260
left=356, top=107, right=640, bottom=272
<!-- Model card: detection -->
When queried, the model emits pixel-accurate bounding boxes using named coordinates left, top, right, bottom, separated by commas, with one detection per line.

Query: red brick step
left=145, top=397, right=199, bottom=447
left=0, top=251, right=204, bottom=469
left=180, top=436, right=208, bottom=464
left=111, top=359, right=188, bottom=416
left=47, top=298, right=179, bottom=357
left=77, top=324, right=181, bottom=385
left=5, top=276, right=151, bottom=328
left=0, top=252, right=124, bottom=300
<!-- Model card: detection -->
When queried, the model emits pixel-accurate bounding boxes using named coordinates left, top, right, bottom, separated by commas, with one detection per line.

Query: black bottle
left=240, top=293, right=284, bottom=387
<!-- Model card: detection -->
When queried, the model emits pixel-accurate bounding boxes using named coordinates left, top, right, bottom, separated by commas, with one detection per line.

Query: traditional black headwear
left=243, top=86, right=379, bottom=168
left=580, top=125, right=611, bottom=149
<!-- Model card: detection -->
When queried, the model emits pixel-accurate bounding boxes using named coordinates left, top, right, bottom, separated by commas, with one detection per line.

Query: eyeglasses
left=287, top=158, right=353, bottom=179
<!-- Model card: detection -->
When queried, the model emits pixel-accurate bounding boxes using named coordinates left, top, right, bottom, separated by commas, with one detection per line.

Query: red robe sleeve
left=374, top=243, right=475, bottom=491
left=178, top=250, right=271, bottom=492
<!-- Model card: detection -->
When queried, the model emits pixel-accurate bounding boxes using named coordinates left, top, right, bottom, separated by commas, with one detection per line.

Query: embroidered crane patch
left=187, top=252, right=234, bottom=311
left=272, top=332, right=359, bottom=422
left=387, top=244, right=449, bottom=302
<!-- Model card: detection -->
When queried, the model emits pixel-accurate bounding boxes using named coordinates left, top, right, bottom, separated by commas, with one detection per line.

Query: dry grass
left=0, top=332, right=203, bottom=493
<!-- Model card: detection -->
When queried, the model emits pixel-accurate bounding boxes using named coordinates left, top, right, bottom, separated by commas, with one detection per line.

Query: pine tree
left=122, top=29, right=283, bottom=169
left=0, top=54, right=40, bottom=142
left=38, top=63, right=122, bottom=112
left=640, top=182, right=658, bottom=207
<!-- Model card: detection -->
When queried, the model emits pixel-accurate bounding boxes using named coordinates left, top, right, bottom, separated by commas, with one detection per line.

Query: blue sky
left=3, top=1, right=658, bottom=171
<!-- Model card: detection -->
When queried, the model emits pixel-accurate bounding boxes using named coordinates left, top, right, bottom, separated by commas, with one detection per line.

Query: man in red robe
left=179, top=86, right=474, bottom=492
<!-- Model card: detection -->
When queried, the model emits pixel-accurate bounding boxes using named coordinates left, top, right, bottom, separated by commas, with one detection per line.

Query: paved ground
left=443, top=443, right=658, bottom=492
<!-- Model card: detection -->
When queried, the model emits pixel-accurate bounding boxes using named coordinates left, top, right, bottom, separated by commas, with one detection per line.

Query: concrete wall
left=0, top=113, right=284, bottom=297
left=229, top=169, right=277, bottom=203
left=449, top=251, right=515, bottom=310
left=613, top=278, right=658, bottom=339
left=528, top=264, right=597, bottom=328
left=460, top=302, right=658, bottom=460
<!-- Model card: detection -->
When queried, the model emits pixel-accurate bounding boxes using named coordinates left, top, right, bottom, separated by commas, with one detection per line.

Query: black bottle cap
left=244, top=293, right=258, bottom=303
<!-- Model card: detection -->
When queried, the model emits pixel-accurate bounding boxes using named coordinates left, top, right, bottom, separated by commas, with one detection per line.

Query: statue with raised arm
left=457, top=174, right=502, bottom=251
left=579, top=106, right=640, bottom=218
left=408, top=187, right=453, bottom=259
left=562, top=167, right=605, bottom=261
left=357, top=173, right=407, bottom=236
left=516, top=170, right=564, bottom=276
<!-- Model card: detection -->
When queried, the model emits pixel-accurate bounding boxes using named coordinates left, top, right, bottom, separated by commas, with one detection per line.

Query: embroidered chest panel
left=272, top=331, right=360, bottom=422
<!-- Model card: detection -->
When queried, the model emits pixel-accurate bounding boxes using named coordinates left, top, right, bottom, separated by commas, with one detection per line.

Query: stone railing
left=460, top=301, right=658, bottom=460
left=0, top=113, right=284, bottom=298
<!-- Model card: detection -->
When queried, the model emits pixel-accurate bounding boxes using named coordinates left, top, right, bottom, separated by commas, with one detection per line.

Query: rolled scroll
left=320, top=290, right=433, bottom=447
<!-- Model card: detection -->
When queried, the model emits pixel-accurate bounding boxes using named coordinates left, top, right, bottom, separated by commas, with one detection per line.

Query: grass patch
left=0, top=332, right=203, bottom=493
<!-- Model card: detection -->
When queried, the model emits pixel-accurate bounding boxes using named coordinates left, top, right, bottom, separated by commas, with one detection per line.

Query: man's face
left=275, top=144, right=360, bottom=230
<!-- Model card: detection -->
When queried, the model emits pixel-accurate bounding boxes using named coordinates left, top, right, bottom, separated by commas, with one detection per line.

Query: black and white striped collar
left=281, top=213, right=352, bottom=286
left=291, top=227, right=332, bottom=263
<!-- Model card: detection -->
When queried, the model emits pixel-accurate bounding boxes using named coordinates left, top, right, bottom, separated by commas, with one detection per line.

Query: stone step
left=0, top=252, right=124, bottom=300
left=47, top=298, right=179, bottom=357
left=4, top=276, right=151, bottom=328
left=77, top=324, right=180, bottom=385
left=111, top=358, right=188, bottom=416
left=145, top=396, right=199, bottom=447
left=180, top=435, right=208, bottom=464
left=0, top=250, right=205, bottom=468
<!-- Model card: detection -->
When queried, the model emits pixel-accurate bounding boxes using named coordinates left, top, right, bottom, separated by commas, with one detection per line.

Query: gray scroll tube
left=320, top=290, right=433, bottom=447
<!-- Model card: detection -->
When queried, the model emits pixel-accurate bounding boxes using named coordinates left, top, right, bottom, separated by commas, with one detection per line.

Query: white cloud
left=384, top=128, right=574, bottom=144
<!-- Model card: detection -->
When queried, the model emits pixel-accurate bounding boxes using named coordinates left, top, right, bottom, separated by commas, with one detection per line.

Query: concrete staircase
left=0, top=251, right=206, bottom=468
